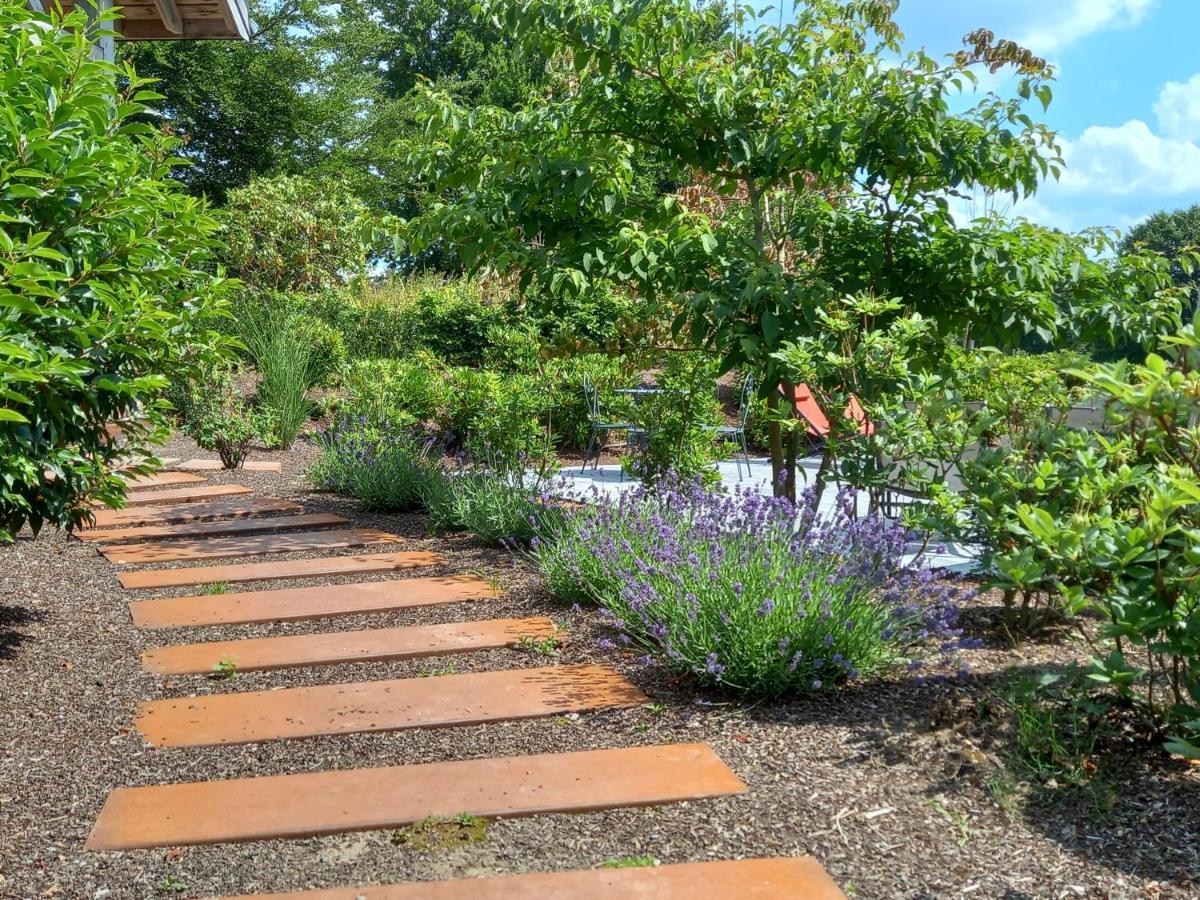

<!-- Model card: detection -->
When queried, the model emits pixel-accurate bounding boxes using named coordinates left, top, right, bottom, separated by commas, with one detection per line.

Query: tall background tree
left=1120, top=203, right=1200, bottom=315
left=404, top=0, right=1187, bottom=498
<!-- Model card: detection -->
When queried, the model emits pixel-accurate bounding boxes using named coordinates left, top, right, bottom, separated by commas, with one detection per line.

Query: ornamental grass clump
left=534, top=478, right=972, bottom=695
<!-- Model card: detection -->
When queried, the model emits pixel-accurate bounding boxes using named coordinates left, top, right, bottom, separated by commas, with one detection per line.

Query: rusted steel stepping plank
left=173, top=459, right=283, bottom=472
left=129, top=575, right=496, bottom=630
left=119, top=551, right=444, bottom=590
left=77, top=513, right=349, bottom=545
left=142, top=616, right=555, bottom=674
left=123, top=472, right=207, bottom=489
left=216, top=858, right=846, bottom=900
left=85, top=742, right=745, bottom=850
left=85, top=497, right=302, bottom=530
left=135, top=664, right=641, bottom=747
left=102, top=528, right=401, bottom=565
left=116, top=484, right=253, bottom=507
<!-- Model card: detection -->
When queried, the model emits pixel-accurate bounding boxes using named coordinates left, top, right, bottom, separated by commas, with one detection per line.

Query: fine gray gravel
left=1, top=433, right=1198, bottom=899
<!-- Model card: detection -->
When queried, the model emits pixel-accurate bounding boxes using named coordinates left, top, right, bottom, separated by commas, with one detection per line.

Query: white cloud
left=1016, top=0, right=1158, bottom=55
left=1154, top=73, right=1200, bottom=141
left=1056, top=120, right=1200, bottom=197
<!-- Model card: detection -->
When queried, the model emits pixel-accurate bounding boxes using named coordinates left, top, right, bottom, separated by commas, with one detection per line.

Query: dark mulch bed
left=1, top=432, right=1198, bottom=898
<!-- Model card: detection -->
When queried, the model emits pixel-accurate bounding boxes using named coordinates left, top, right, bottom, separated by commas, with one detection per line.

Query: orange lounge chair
left=788, top=383, right=874, bottom=439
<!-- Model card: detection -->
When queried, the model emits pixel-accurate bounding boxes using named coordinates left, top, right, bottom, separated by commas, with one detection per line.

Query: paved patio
left=557, top=456, right=983, bottom=573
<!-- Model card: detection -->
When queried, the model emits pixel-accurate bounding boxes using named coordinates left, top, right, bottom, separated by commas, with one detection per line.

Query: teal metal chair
left=707, top=374, right=754, bottom=480
left=581, top=375, right=641, bottom=473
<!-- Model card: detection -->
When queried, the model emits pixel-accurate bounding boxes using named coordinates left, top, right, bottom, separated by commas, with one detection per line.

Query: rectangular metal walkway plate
left=85, top=497, right=302, bottom=530
left=118, top=551, right=444, bottom=590
left=77, top=513, right=348, bottom=545
left=134, top=664, right=644, bottom=746
left=102, top=528, right=401, bottom=564
left=123, top=472, right=208, bottom=489
left=85, top=742, right=745, bottom=850
left=215, top=858, right=847, bottom=900
left=174, top=459, right=282, bottom=472
left=128, top=576, right=496, bottom=629
left=141, top=616, right=557, bottom=674
left=116, top=484, right=253, bottom=507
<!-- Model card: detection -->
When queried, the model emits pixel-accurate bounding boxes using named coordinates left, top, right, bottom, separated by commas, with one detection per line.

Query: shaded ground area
left=1, top=433, right=1197, bottom=898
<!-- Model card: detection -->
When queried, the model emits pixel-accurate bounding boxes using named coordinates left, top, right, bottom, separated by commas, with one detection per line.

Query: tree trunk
left=767, top=390, right=784, bottom=497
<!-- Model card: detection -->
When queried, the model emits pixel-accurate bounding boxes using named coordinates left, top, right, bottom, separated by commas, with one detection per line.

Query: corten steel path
left=76, top=512, right=349, bottom=544
left=101, top=527, right=402, bottom=564
left=135, top=664, right=646, bottom=747
left=123, top=471, right=208, bottom=489
left=172, top=459, right=283, bottom=472
left=141, top=616, right=558, bottom=674
left=85, top=743, right=747, bottom=849
left=85, top=496, right=302, bottom=530
left=115, top=483, right=254, bottom=506
left=82, top=475, right=840, bottom=895
left=215, top=857, right=847, bottom=899
left=118, top=550, right=444, bottom=589
left=127, top=575, right=497, bottom=629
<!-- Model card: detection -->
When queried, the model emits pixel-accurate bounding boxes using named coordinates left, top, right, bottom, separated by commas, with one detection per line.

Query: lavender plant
left=423, top=452, right=563, bottom=547
left=534, top=478, right=973, bottom=695
left=308, top=415, right=442, bottom=512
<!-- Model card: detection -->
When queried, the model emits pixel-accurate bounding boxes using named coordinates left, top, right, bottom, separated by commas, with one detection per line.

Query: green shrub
left=341, top=356, right=443, bottom=427
left=947, top=347, right=1089, bottom=438
left=542, top=354, right=631, bottom=449
left=221, top=175, right=384, bottom=293
left=0, top=3, right=230, bottom=538
left=309, top=415, right=439, bottom=512
left=177, top=367, right=272, bottom=469
left=972, top=314, right=1200, bottom=755
left=423, top=465, right=560, bottom=546
left=328, top=278, right=509, bottom=363
left=623, top=353, right=723, bottom=486
left=533, top=478, right=971, bottom=695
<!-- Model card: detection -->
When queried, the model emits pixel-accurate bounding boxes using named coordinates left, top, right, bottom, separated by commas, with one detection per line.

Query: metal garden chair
left=580, top=375, right=642, bottom=473
left=707, top=373, right=754, bottom=480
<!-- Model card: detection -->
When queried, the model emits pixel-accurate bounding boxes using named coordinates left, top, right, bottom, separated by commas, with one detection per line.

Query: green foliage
left=947, top=347, right=1089, bottom=437
left=390, top=814, right=489, bottom=852
left=237, top=306, right=320, bottom=449
left=622, top=353, right=723, bottom=486
left=338, top=351, right=627, bottom=455
left=1120, top=202, right=1200, bottom=300
left=407, top=0, right=1189, bottom=500
left=423, top=464, right=560, bottom=546
left=971, top=314, right=1200, bottom=752
left=0, top=2, right=230, bottom=538
left=221, top=175, right=383, bottom=293
left=178, top=367, right=272, bottom=469
left=600, top=856, right=660, bottom=869
left=533, top=479, right=969, bottom=695
left=309, top=415, right=438, bottom=512
left=122, top=0, right=346, bottom=203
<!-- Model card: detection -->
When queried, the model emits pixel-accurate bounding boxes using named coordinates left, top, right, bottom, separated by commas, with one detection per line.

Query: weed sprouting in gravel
left=211, top=659, right=238, bottom=680
left=391, top=814, right=488, bottom=851
left=601, top=855, right=659, bottom=868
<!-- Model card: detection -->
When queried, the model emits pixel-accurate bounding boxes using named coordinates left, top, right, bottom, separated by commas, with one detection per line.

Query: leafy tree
left=123, top=0, right=345, bottom=203
left=406, top=0, right=1187, bottom=498
left=1, top=1, right=230, bottom=540
left=220, top=175, right=389, bottom=293
left=1120, top=203, right=1200, bottom=312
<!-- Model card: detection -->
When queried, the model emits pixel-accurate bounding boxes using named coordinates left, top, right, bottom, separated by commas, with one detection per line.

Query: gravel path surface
left=2, top=434, right=1198, bottom=898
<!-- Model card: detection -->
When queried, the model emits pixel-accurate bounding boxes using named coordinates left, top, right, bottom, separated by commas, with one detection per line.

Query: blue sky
left=890, top=0, right=1200, bottom=234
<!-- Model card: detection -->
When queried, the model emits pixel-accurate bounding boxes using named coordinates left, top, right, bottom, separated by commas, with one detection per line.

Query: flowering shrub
left=309, top=415, right=441, bottom=512
left=535, top=478, right=972, bottom=695
left=423, top=464, right=562, bottom=547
